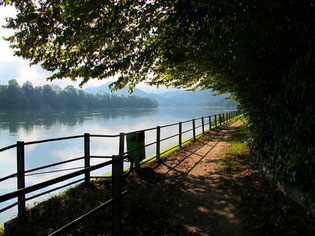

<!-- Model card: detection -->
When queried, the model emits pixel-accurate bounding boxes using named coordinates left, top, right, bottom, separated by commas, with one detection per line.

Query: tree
left=22, top=81, right=35, bottom=108
left=1, top=1, right=314, bottom=205
left=22, top=81, right=34, bottom=95
left=5, top=79, right=26, bottom=108
left=41, top=84, right=58, bottom=108
left=60, top=85, right=79, bottom=108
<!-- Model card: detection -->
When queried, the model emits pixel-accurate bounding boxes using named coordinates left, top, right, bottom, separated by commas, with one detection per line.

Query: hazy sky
left=0, top=5, right=172, bottom=93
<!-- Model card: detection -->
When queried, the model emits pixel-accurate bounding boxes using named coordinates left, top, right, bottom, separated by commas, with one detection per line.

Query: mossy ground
left=217, top=123, right=315, bottom=235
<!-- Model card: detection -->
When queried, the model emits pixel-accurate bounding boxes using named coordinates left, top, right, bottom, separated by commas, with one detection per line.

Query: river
left=0, top=106, right=235, bottom=224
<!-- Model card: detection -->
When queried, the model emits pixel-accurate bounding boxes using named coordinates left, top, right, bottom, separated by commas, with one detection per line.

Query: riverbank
left=3, top=119, right=314, bottom=235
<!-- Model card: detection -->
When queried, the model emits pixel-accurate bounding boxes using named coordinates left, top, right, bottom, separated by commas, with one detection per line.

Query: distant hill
left=84, top=83, right=149, bottom=97
left=83, top=82, right=238, bottom=107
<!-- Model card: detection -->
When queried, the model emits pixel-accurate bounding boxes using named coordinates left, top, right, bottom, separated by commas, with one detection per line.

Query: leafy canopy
left=3, top=0, right=312, bottom=95
left=0, top=0, right=266, bottom=93
left=2, top=0, right=174, bottom=90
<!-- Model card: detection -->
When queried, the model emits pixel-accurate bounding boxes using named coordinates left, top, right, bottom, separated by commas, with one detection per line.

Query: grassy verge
left=0, top=224, right=4, bottom=235
left=110, top=115, right=243, bottom=173
left=218, top=122, right=315, bottom=235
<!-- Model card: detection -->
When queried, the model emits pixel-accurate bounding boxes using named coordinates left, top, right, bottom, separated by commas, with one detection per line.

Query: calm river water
left=0, top=106, right=235, bottom=224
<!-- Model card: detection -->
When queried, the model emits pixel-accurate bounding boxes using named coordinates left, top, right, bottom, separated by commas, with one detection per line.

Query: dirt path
left=126, top=120, right=247, bottom=236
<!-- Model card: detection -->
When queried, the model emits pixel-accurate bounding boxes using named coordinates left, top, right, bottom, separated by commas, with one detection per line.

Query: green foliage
left=1, top=0, right=314, bottom=205
left=0, top=224, right=4, bottom=235
left=218, top=124, right=249, bottom=171
left=0, top=80, right=158, bottom=109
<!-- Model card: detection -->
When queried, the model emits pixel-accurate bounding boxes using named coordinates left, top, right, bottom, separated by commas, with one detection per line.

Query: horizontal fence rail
left=0, top=110, right=241, bottom=235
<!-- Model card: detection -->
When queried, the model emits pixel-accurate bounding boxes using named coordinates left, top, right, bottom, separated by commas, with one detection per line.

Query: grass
left=4, top=179, right=114, bottom=235
left=93, top=121, right=221, bottom=178
left=0, top=224, right=4, bottom=235
left=217, top=119, right=249, bottom=172
left=217, top=122, right=315, bottom=235
left=124, top=117, right=237, bottom=169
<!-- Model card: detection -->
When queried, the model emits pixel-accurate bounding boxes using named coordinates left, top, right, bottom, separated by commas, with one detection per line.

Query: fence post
left=219, top=114, right=221, bottom=125
left=112, top=155, right=122, bottom=236
left=112, top=132, right=125, bottom=236
left=179, top=122, right=182, bottom=148
left=209, top=116, right=211, bottom=130
left=84, top=133, right=90, bottom=184
left=119, top=133, right=125, bottom=172
left=192, top=119, right=196, bottom=141
left=17, top=141, right=26, bottom=222
left=215, top=115, right=217, bottom=127
left=156, top=126, right=161, bottom=161
left=201, top=117, right=205, bottom=134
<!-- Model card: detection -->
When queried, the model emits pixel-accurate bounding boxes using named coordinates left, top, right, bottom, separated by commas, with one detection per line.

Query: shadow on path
left=124, top=120, right=315, bottom=235
left=124, top=121, right=247, bottom=236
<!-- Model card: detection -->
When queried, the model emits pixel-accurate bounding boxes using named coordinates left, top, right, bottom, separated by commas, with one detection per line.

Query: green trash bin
left=126, top=131, right=145, bottom=166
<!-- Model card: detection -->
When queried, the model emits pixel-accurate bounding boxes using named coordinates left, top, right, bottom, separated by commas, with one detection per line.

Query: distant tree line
left=0, top=80, right=158, bottom=110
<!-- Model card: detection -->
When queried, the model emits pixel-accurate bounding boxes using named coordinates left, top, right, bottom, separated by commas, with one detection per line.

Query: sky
left=0, top=6, right=172, bottom=93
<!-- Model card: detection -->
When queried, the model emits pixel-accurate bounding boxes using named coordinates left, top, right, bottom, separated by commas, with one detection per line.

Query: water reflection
left=0, top=108, right=158, bottom=135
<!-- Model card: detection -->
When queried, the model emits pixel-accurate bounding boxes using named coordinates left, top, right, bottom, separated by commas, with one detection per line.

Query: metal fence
left=0, top=110, right=241, bottom=235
